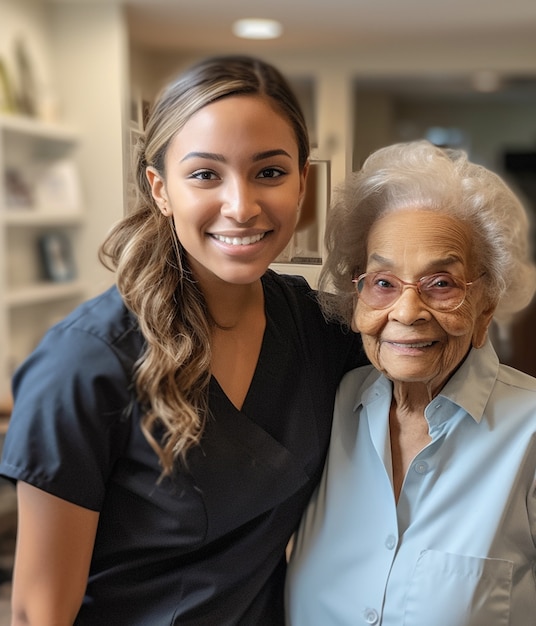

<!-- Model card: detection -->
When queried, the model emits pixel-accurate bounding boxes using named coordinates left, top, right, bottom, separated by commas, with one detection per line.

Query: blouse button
left=385, top=534, right=397, bottom=550
left=364, top=608, right=379, bottom=624
left=414, top=460, right=429, bottom=474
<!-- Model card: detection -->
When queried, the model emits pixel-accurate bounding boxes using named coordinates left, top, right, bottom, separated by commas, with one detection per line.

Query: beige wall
left=48, top=1, right=129, bottom=296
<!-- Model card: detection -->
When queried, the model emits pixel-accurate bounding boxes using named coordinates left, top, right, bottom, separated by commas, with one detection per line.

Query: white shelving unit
left=0, top=114, right=86, bottom=402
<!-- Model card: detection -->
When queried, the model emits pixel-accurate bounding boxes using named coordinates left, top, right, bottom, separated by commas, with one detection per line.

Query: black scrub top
left=0, top=270, right=365, bottom=625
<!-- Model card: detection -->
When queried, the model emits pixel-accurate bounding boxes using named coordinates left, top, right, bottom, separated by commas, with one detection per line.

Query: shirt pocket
left=403, top=549, right=513, bottom=626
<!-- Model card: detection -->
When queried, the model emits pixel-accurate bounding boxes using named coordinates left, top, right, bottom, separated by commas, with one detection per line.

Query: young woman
left=0, top=55, right=365, bottom=625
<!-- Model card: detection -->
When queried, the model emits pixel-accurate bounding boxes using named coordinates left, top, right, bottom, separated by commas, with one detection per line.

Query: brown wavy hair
left=99, top=55, right=310, bottom=475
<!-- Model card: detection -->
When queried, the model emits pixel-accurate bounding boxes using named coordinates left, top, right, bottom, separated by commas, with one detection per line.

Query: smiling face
left=353, top=209, right=496, bottom=395
left=146, top=94, right=307, bottom=289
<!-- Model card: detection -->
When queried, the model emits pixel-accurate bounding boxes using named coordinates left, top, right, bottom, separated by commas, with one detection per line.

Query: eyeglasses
left=352, top=271, right=483, bottom=312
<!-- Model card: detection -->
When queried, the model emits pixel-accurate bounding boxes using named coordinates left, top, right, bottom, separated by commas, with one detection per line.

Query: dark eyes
left=189, top=167, right=285, bottom=181
left=422, top=274, right=459, bottom=290
left=257, top=167, right=285, bottom=179
left=190, top=170, right=218, bottom=181
left=373, top=273, right=458, bottom=291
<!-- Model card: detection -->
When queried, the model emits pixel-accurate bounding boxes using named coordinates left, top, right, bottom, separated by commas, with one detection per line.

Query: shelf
left=0, top=113, right=85, bottom=400
left=0, top=114, right=78, bottom=143
left=0, top=210, right=84, bottom=227
left=6, top=281, right=86, bottom=308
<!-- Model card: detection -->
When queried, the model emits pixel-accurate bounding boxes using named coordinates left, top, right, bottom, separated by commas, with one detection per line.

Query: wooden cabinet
left=0, top=115, right=86, bottom=402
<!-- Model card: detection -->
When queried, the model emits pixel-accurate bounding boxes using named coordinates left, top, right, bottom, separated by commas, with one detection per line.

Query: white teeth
left=212, top=233, right=265, bottom=246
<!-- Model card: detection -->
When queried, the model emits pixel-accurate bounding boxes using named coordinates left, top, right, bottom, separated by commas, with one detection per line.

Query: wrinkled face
left=353, top=209, right=495, bottom=394
left=147, top=94, right=307, bottom=289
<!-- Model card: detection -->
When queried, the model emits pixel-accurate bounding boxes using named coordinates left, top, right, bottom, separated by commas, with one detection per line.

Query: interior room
left=0, top=0, right=535, bottom=619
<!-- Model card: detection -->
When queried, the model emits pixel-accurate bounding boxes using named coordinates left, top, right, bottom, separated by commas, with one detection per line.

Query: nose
left=220, top=177, right=261, bottom=224
left=388, top=285, right=432, bottom=324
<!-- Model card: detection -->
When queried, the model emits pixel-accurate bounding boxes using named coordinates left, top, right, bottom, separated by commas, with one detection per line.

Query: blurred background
left=0, top=0, right=535, bottom=617
left=0, top=0, right=535, bottom=401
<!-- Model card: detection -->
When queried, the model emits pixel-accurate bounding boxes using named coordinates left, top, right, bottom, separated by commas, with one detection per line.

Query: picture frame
left=274, top=160, right=330, bottom=264
left=129, top=86, right=151, bottom=131
left=38, top=232, right=76, bottom=282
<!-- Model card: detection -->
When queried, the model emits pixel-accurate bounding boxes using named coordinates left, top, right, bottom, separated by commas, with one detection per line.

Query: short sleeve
left=0, top=323, right=133, bottom=511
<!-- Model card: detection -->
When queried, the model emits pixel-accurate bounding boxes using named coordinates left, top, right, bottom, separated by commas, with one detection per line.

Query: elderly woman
left=286, top=140, right=536, bottom=626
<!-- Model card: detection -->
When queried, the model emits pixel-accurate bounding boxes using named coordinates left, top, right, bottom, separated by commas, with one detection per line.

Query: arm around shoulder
left=11, top=482, right=99, bottom=625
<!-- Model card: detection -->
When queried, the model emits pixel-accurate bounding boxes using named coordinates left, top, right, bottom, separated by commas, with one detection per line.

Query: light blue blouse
left=286, top=339, right=536, bottom=626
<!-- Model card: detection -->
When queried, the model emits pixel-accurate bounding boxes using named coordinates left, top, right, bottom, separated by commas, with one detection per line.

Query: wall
left=48, top=1, right=129, bottom=296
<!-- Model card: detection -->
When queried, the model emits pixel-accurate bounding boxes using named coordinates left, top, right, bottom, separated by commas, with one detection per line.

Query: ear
left=350, top=295, right=360, bottom=333
left=146, top=166, right=171, bottom=216
left=472, top=301, right=497, bottom=349
left=297, top=160, right=310, bottom=208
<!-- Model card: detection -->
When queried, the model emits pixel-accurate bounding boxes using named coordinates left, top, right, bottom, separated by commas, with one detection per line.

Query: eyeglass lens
left=356, top=272, right=467, bottom=311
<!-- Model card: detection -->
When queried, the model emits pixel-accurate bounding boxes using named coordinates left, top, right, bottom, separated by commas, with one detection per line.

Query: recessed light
left=232, top=18, right=283, bottom=40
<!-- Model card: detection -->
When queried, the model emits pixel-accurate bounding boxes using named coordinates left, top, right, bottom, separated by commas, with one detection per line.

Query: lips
left=211, top=232, right=267, bottom=246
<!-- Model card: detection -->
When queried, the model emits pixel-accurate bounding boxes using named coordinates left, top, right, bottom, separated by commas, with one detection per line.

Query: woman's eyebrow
left=252, top=149, right=292, bottom=161
left=179, top=149, right=291, bottom=163
left=180, top=151, right=225, bottom=163
left=367, top=253, right=463, bottom=268
left=367, top=253, right=392, bottom=266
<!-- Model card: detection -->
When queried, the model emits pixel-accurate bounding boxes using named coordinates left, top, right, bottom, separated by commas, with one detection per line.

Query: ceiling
left=48, top=0, right=536, bottom=101
left=123, top=0, right=536, bottom=54
left=121, top=0, right=536, bottom=102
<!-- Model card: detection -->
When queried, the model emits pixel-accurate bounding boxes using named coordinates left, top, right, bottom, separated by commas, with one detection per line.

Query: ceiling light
left=232, top=18, right=283, bottom=40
